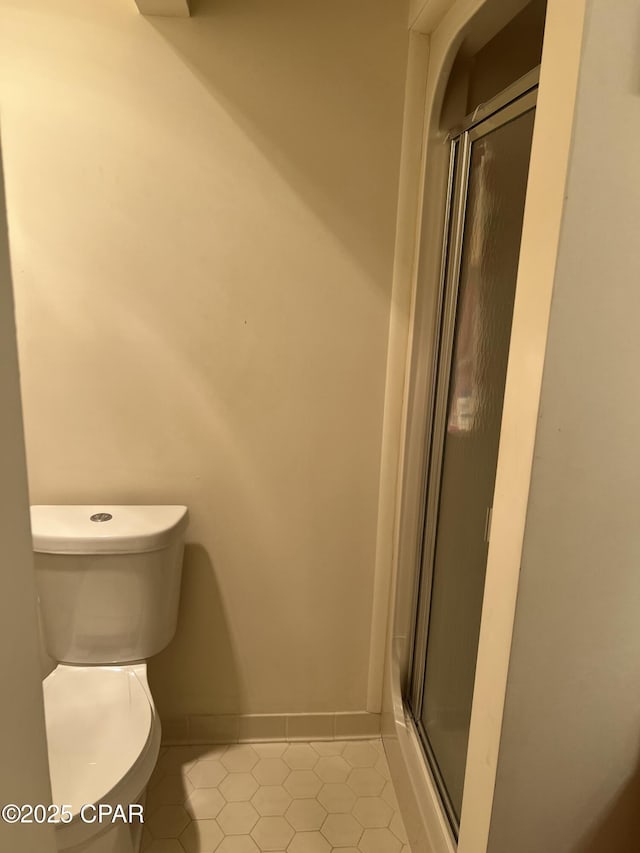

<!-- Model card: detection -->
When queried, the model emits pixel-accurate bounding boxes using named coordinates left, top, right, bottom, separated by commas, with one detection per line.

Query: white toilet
left=31, top=505, right=189, bottom=853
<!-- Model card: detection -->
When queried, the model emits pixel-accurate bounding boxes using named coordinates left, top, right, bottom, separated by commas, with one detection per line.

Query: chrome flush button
left=90, top=512, right=113, bottom=522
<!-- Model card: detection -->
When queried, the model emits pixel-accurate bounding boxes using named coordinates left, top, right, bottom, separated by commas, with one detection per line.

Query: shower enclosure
left=408, top=70, right=538, bottom=834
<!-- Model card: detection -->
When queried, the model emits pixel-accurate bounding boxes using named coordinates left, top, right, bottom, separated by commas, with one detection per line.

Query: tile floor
left=142, top=739, right=410, bottom=853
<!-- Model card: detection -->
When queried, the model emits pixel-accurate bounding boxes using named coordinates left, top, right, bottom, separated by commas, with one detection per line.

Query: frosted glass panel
left=420, top=108, right=535, bottom=821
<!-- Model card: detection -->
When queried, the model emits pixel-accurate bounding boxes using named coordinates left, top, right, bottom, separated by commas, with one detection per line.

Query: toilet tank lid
left=30, top=505, right=188, bottom=554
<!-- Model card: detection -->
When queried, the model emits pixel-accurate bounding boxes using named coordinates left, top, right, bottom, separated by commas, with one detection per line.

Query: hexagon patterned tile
left=143, top=739, right=410, bottom=852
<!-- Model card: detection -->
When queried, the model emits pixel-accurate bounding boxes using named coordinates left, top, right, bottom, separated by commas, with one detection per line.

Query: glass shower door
left=410, top=82, right=537, bottom=831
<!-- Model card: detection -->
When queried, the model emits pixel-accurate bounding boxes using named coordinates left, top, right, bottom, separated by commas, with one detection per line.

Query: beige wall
left=0, top=0, right=408, bottom=724
left=0, top=145, right=55, bottom=852
left=488, top=1, right=640, bottom=850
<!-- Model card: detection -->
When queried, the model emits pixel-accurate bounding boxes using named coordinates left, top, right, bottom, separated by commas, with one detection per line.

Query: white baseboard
left=161, top=711, right=381, bottom=745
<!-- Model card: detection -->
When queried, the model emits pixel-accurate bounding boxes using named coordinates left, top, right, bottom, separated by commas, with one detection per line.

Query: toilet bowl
left=31, top=505, right=188, bottom=853
left=44, top=664, right=160, bottom=852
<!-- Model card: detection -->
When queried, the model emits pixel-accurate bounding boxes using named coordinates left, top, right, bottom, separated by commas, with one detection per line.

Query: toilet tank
left=31, top=505, right=188, bottom=665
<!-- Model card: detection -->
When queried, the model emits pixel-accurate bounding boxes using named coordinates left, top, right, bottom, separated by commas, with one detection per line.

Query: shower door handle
left=484, top=506, right=493, bottom=544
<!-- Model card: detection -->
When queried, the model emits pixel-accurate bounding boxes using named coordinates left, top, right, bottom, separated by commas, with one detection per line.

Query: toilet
left=31, top=505, right=189, bottom=853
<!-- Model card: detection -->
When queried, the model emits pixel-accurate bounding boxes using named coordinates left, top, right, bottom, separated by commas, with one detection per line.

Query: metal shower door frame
left=407, top=69, right=539, bottom=836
